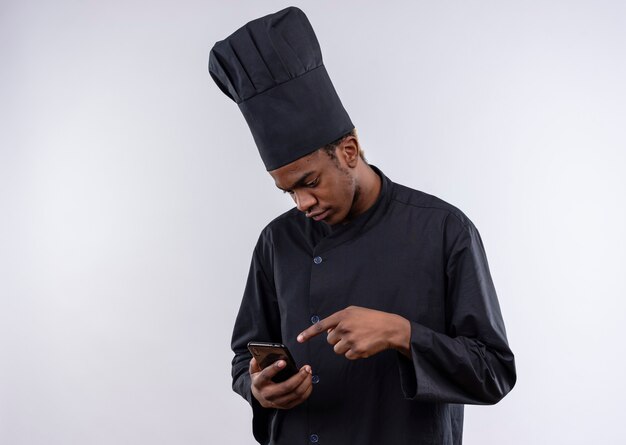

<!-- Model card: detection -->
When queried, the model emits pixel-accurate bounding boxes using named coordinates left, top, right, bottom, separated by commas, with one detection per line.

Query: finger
left=274, top=378, right=312, bottom=409
left=256, top=359, right=288, bottom=384
left=264, top=365, right=311, bottom=400
left=281, top=381, right=314, bottom=409
left=297, top=311, right=342, bottom=343
left=333, top=339, right=351, bottom=356
left=344, top=349, right=360, bottom=360
left=249, top=357, right=261, bottom=375
left=271, top=371, right=313, bottom=408
left=326, top=326, right=341, bottom=345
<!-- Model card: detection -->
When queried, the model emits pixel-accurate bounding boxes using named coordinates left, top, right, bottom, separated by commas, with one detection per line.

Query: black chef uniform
left=230, top=165, right=515, bottom=444
left=208, top=6, right=516, bottom=445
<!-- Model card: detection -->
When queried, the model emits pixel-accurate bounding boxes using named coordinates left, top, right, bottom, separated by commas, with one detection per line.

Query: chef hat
left=208, top=6, right=354, bottom=171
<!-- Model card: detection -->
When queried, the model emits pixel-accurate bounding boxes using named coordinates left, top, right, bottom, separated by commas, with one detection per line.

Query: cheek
left=335, top=176, right=355, bottom=207
left=322, top=170, right=354, bottom=208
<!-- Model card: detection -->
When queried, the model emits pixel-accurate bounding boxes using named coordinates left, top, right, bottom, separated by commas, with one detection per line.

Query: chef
left=209, top=6, right=516, bottom=445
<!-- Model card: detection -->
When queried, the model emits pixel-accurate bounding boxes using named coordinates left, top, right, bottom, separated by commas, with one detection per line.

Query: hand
left=249, top=357, right=313, bottom=409
left=297, top=306, right=411, bottom=359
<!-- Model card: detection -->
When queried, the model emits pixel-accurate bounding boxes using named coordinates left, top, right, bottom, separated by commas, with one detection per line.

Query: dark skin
left=249, top=357, right=313, bottom=409
left=249, top=134, right=411, bottom=410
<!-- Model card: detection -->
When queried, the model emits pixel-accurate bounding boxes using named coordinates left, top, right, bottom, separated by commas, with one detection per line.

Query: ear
left=338, top=136, right=360, bottom=168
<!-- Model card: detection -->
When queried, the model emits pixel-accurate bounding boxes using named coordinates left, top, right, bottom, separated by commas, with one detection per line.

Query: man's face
left=269, top=145, right=358, bottom=226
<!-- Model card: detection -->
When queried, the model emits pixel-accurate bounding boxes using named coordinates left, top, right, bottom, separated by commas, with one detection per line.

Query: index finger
left=297, top=312, right=341, bottom=343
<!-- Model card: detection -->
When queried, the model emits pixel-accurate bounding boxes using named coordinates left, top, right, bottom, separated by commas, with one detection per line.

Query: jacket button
left=310, top=434, right=319, bottom=443
left=310, top=315, right=320, bottom=324
left=312, top=374, right=320, bottom=384
left=313, top=256, right=322, bottom=264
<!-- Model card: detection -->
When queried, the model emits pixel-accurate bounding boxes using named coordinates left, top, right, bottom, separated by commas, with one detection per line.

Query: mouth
left=307, top=209, right=330, bottom=222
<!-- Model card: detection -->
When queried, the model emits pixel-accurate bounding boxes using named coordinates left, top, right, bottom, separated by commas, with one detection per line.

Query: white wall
left=1, top=1, right=624, bottom=443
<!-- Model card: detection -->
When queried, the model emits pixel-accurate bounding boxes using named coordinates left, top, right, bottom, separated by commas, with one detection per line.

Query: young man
left=209, top=7, right=516, bottom=445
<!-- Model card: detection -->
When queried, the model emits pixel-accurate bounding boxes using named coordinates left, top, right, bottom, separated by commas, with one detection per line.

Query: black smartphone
left=247, top=341, right=299, bottom=383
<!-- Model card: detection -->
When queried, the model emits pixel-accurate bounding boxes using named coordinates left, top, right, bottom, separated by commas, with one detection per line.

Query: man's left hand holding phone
left=247, top=341, right=313, bottom=410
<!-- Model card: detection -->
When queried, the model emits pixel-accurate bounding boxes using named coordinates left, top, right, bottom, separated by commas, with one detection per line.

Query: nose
left=294, top=190, right=316, bottom=213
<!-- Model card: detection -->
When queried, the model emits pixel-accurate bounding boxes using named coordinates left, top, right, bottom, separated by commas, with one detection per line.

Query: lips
left=308, top=209, right=330, bottom=221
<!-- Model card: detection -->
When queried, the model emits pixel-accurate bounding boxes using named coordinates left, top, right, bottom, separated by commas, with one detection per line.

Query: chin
left=325, top=212, right=345, bottom=226
left=320, top=213, right=335, bottom=225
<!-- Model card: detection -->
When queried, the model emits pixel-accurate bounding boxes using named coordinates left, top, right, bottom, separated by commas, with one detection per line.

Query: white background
left=2, top=1, right=625, bottom=444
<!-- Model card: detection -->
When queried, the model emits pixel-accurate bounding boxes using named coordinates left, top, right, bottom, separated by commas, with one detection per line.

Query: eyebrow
left=276, top=171, right=316, bottom=192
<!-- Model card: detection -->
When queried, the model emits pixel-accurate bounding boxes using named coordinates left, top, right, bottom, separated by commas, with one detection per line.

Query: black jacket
left=231, top=166, right=516, bottom=444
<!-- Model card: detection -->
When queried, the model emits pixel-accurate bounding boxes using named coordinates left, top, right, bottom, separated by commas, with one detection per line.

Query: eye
left=306, top=177, right=319, bottom=188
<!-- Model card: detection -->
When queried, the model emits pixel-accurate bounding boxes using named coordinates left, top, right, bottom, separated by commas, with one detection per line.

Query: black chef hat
left=208, top=6, right=354, bottom=171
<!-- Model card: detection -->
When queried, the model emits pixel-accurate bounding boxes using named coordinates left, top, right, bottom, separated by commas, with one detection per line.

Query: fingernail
left=276, top=360, right=285, bottom=368
left=306, top=366, right=312, bottom=374
left=297, top=334, right=304, bottom=342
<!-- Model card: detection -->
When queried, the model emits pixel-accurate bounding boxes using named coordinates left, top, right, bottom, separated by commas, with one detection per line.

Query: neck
left=345, top=163, right=382, bottom=223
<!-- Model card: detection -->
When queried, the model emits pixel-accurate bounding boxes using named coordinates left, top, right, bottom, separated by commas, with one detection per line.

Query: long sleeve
left=230, top=232, right=281, bottom=444
left=398, top=212, right=517, bottom=404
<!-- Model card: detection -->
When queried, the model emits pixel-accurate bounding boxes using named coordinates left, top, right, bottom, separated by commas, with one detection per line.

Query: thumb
left=257, top=359, right=288, bottom=384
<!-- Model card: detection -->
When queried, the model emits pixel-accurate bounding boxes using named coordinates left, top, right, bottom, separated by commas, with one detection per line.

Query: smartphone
left=247, top=341, right=299, bottom=383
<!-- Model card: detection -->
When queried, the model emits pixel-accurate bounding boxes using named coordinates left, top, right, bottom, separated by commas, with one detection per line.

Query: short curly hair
left=320, top=128, right=366, bottom=164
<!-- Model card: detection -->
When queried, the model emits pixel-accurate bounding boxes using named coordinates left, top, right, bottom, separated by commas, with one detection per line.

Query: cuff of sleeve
left=239, top=373, right=276, bottom=444
left=397, top=321, right=434, bottom=400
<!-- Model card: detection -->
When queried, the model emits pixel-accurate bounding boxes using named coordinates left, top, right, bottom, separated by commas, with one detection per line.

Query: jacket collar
left=312, top=164, right=394, bottom=254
